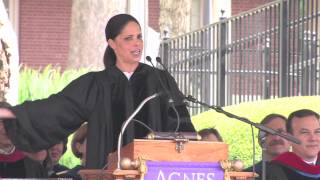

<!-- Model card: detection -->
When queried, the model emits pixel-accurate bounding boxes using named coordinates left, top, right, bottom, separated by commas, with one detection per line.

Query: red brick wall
left=149, top=0, right=160, bottom=32
left=19, top=0, right=71, bottom=69
left=232, top=0, right=275, bottom=15
left=18, top=0, right=276, bottom=69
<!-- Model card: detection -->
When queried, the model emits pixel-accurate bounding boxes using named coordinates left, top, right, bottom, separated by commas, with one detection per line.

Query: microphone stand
left=185, top=95, right=301, bottom=145
left=116, top=92, right=162, bottom=170
left=260, top=136, right=267, bottom=180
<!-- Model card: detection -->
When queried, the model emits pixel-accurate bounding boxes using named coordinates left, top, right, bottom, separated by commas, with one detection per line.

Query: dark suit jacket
left=266, top=152, right=320, bottom=180
left=245, top=161, right=263, bottom=180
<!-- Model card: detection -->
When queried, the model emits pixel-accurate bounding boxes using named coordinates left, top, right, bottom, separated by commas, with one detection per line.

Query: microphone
left=145, top=55, right=152, bottom=64
left=145, top=56, right=171, bottom=97
left=145, top=56, right=180, bottom=132
left=155, top=56, right=169, bottom=72
left=116, top=92, right=164, bottom=170
left=146, top=56, right=166, bottom=91
left=145, top=56, right=173, bottom=102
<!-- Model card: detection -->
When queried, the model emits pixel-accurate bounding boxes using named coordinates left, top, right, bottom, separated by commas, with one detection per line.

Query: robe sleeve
left=4, top=72, right=99, bottom=152
left=163, top=71, right=195, bottom=132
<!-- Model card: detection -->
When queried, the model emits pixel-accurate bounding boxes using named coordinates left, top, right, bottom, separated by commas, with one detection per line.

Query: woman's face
left=108, top=21, right=143, bottom=68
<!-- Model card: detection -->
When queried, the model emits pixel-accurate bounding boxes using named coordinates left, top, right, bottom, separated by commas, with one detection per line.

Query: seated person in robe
left=244, top=113, right=290, bottom=179
left=267, top=109, right=320, bottom=180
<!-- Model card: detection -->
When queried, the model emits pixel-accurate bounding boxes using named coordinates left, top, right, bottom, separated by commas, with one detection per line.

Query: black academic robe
left=4, top=63, right=195, bottom=168
left=267, top=152, right=320, bottom=180
left=0, top=150, right=47, bottom=178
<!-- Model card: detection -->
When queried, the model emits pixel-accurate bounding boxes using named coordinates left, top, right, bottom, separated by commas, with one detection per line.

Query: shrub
left=19, top=65, right=88, bottom=101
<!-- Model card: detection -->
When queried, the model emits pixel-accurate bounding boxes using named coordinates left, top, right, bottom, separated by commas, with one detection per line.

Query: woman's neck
left=116, top=61, right=139, bottom=73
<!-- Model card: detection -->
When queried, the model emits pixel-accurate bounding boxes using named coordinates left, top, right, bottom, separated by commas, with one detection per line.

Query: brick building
left=5, top=0, right=274, bottom=70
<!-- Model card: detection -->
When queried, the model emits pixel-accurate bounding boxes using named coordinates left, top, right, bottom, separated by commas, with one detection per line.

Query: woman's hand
left=0, top=108, right=15, bottom=152
left=0, top=108, right=47, bottom=160
left=0, top=108, right=15, bottom=118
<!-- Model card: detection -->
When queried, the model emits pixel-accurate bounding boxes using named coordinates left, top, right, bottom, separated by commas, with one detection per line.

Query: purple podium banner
left=144, top=161, right=224, bottom=180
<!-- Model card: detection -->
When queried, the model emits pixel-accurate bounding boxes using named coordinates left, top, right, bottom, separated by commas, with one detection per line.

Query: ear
left=108, top=39, right=116, bottom=50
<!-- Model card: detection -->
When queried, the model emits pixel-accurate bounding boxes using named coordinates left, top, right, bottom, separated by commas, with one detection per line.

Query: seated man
left=267, top=109, right=320, bottom=180
left=198, top=128, right=223, bottom=142
left=245, top=114, right=290, bottom=179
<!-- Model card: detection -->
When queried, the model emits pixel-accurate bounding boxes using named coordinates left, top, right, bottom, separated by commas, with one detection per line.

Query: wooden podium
left=79, top=139, right=257, bottom=180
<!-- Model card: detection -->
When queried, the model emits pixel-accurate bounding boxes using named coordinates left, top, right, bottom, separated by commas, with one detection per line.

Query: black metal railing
left=159, top=0, right=320, bottom=115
